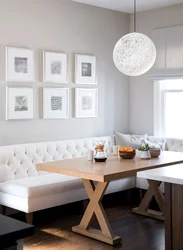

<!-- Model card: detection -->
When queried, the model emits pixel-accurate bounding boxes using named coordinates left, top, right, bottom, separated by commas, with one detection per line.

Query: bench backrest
left=148, top=136, right=183, bottom=152
left=0, top=136, right=113, bottom=182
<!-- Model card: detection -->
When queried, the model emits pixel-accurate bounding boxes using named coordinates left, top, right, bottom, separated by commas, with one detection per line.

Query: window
left=154, top=79, right=183, bottom=137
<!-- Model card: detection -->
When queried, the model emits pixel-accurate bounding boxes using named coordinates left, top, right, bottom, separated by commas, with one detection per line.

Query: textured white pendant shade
left=113, top=32, right=156, bottom=76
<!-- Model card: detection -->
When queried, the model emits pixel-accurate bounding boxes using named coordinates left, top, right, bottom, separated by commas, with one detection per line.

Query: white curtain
left=149, top=25, right=183, bottom=81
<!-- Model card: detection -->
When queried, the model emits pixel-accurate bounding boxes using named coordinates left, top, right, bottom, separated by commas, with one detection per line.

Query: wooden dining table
left=36, top=151, right=183, bottom=245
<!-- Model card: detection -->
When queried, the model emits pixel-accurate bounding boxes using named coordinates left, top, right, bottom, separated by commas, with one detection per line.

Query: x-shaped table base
left=132, top=179, right=165, bottom=220
left=72, top=179, right=121, bottom=245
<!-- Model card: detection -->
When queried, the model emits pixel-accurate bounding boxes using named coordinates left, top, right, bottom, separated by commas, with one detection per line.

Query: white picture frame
left=43, top=51, right=68, bottom=83
left=6, top=87, right=34, bottom=120
left=75, top=54, right=97, bottom=84
left=75, top=88, right=98, bottom=118
left=5, top=46, right=35, bottom=82
left=43, top=88, right=69, bottom=119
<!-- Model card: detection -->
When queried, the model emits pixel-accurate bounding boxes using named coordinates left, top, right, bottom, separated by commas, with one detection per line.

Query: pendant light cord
left=134, top=0, right=136, bottom=32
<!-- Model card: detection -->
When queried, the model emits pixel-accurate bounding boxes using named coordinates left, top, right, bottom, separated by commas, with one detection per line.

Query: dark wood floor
left=13, top=190, right=165, bottom=250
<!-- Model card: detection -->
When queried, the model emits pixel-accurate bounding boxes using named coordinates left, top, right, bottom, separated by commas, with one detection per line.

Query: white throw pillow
left=114, top=132, right=148, bottom=149
left=144, top=139, right=166, bottom=150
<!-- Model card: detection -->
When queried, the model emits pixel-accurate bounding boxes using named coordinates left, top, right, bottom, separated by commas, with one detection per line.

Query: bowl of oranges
left=119, top=147, right=136, bottom=159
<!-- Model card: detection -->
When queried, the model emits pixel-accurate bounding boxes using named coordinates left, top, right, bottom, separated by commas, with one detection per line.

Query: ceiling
left=71, top=0, right=183, bottom=13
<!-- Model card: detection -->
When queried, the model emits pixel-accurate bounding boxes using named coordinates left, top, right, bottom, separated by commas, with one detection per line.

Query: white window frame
left=154, top=81, right=163, bottom=136
left=154, top=79, right=183, bottom=137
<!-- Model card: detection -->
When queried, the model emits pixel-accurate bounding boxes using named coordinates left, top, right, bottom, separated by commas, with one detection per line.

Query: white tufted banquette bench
left=1, top=134, right=182, bottom=224
left=0, top=136, right=135, bottom=223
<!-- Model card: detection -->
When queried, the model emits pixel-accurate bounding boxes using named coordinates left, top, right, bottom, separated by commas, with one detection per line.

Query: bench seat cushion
left=0, top=174, right=83, bottom=198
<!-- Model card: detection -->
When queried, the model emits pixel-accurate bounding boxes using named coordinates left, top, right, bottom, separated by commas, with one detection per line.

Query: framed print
left=6, top=87, right=34, bottom=120
left=75, top=54, right=97, bottom=84
left=75, top=88, right=98, bottom=118
left=43, top=88, right=69, bottom=119
left=5, top=46, right=35, bottom=82
left=43, top=51, right=68, bottom=83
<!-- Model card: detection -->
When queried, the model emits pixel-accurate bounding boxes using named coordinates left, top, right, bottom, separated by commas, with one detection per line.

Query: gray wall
left=0, top=0, right=130, bottom=145
left=130, top=3, right=183, bottom=135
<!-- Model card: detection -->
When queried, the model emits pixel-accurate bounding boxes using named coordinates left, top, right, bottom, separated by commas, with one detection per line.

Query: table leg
left=165, top=183, right=183, bottom=250
left=132, top=179, right=165, bottom=220
left=72, top=179, right=121, bottom=245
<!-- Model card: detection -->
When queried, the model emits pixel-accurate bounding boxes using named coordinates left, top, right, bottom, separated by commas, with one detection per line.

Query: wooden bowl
left=149, top=148, right=161, bottom=158
left=119, top=150, right=136, bottom=159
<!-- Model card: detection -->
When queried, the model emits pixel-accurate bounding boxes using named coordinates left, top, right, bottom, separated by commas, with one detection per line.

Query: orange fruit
left=120, top=147, right=127, bottom=152
left=127, top=147, right=133, bottom=152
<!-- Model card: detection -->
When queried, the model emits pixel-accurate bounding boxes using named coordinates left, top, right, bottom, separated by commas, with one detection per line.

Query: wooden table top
left=36, top=151, right=183, bottom=182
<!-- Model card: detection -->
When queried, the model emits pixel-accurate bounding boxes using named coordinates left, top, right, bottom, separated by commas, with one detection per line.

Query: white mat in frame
left=43, top=88, right=69, bottom=119
left=43, top=50, right=68, bottom=83
left=75, top=88, right=98, bottom=118
left=75, top=54, right=97, bottom=84
left=6, top=86, right=34, bottom=120
left=6, top=46, right=35, bottom=82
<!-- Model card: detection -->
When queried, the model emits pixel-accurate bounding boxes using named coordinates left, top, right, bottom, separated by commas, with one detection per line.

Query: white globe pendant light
left=113, top=0, right=156, bottom=76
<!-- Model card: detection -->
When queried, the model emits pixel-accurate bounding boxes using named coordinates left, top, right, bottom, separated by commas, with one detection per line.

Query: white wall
left=130, top=3, right=183, bottom=135
left=0, top=0, right=130, bottom=145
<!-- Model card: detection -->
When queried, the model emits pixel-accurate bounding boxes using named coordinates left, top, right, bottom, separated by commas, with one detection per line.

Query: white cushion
left=0, top=173, right=83, bottom=198
left=144, top=139, right=166, bottom=150
left=0, top=177, right=136, bottom=213
left=147, top=136, right=183, bottom=152
left=114, top=132, right=147, bottom=149
left=0, top=136, right=113, bottom=182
